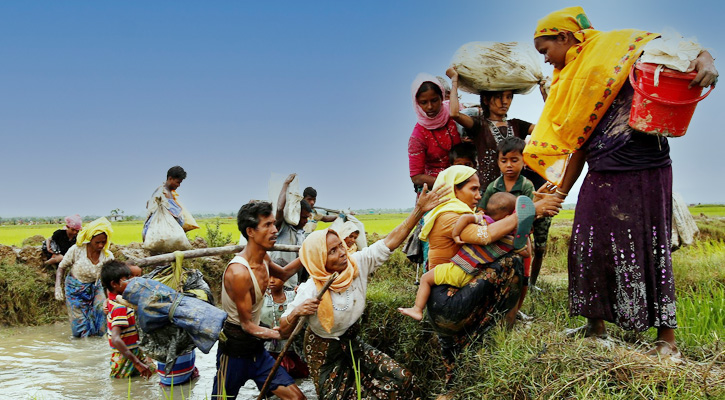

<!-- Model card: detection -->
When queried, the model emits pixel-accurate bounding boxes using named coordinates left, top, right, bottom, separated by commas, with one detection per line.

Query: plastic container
left=628, top=61, right=713, bottom=137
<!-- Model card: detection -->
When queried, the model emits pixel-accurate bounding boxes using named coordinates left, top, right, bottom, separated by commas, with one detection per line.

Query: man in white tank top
left=212, top=201, right=310, bottom=400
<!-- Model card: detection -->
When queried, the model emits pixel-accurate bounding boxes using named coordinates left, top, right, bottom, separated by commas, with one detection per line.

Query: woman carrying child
left=526, top=6, right=717, bottom=356
left=447, top=67, right=554, bottom=292
left=403, top=165, right=561, bottom=383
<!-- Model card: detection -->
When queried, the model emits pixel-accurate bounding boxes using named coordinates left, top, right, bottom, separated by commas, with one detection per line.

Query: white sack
left=268, top=173, right=304, bottom=227
left=671, top=192, right=699, bottom=248
left=144, top=195, right=192, bottom=253
left=451, top=41, right=545, bottom=95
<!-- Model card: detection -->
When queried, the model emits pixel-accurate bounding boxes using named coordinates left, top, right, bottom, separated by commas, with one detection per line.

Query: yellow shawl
left=524, top=6, right=657, bottom=185
left=299, top=228, right=359, bottom=333
left=419, top=165, right=477, bottom=241
left=75, top=217, right=113, bottom=257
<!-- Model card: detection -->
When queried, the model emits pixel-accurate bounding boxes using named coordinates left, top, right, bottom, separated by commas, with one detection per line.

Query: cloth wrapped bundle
left=451, top=41, right=545, bottom=95
left=123, top=277, right=226, bottom=354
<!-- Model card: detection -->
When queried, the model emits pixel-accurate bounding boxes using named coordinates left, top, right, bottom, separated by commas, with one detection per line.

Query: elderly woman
left=525, top=7, right=717, bottom=357
left=416, top=166, right=560, bottom=383
left=43, top=214, right=82, bottom=267
left=279, top=185, right=449, bottom=399
left=408, top=73, right=462, bottom=193
left=55, top=217, right=114, bottom=337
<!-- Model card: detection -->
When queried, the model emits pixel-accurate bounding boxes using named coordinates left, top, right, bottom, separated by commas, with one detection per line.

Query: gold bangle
left=284, top=314, right=291, bottom=325
left=555, top=189, right=569, bottom=197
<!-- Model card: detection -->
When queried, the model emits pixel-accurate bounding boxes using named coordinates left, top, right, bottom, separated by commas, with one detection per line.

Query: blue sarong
left=65, top=274, right=106, bottom=337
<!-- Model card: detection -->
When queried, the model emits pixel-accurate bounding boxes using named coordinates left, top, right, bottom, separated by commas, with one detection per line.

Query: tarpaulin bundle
left=124, top=277, right=227, bottom=355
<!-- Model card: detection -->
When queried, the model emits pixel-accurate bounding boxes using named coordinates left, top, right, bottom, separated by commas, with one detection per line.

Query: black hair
left=237, top=201, right=273, bottom=240
left=479, top=91, right=513, bottom=119
left=416, top=81, right=443, bottom=100
left=485, top=192, right=517, bottom=218
left=449, top=143, right=478, bottom=166
left=300, top=199, right=312, bottom=213
left=497, top=137, right=526, bottom=156
left=101, top=260, right=132, bottom=292
left=167, top=165, right=187, bottom=180
left=303, top=187, right=317, bottom=199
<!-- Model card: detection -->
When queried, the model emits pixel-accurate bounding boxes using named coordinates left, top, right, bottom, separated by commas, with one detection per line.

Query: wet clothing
left=284, top=240, right=420, bottom=398
left=568, top=82, right=676, bottom=331
left=106, top=292, right=152, bottom=379
left=427, top=255, right=523, bottom=383
left=211, top=347, right=295, bottom=398
left=106, top=292, right=139, bottom=350
left=304, top=324, right=419, bottom=399
left=464, top=117, right=531, bottom=190
left=65, top=274, right=106, bottom=337
left=157, top=350, right=197, bottom=386
left=110, top=347, right=153, bottom=379
left=213, top=256, right=293, bottom=398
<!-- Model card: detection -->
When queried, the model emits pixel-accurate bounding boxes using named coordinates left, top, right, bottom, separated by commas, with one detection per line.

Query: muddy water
left=0, top=323, right=317, bottom=399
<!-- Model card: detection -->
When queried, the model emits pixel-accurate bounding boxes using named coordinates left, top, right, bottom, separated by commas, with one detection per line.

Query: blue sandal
left=514, top=196, right=535, bottom=249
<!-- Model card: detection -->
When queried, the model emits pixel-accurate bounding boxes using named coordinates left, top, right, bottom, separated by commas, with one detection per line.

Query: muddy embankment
left=0, top=236, right=232, bottom=327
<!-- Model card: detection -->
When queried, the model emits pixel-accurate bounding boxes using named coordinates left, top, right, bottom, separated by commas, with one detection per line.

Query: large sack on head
left=268, top=173, right=304, bottom=226
left=144, top=195, right=192, bottom=253
left=451, top=41, right=544, bottom=95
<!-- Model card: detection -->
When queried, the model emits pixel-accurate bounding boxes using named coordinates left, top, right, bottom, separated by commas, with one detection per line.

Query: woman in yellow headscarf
left=279, top=184, right=449, bottom=400
left=55, top=217, right=114, bottom=337
left=403, top=165, right=560, bottom=384
left=526, top=7, right=717, bottom=357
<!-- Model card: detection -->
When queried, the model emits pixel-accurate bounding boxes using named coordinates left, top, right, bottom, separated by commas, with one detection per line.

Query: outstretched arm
left=276, top=173, right=296, bottom=230
left=383, top=184, right=451, bottom=251
left=267, top=255, right=304, bottom=282
left=446, top=66, right=474, bottom=129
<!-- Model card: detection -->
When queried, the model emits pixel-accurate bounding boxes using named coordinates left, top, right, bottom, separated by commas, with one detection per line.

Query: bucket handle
left=629, top=65, right=714, bottom=106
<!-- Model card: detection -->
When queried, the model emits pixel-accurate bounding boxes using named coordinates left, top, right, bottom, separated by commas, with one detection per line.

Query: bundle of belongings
left=123, top=254, right=226, bottom=385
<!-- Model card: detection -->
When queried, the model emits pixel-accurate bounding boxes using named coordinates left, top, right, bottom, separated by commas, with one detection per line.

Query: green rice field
left=1, top=205, right=722, bottom=247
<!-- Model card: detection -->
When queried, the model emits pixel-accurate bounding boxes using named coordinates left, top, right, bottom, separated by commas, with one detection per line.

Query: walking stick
left=257, top=272, right=339, bottom=400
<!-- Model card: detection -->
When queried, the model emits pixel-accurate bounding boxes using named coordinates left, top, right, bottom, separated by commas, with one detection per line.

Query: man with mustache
left=211, top=201, right=309, bottom=400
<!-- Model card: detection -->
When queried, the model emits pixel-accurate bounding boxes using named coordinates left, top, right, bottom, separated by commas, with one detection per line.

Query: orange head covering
left=299, top=228, right=359, bottom=333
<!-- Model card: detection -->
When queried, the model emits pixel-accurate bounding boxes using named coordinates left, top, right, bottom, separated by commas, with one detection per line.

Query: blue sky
left=2, top=1, right=723, bottom=218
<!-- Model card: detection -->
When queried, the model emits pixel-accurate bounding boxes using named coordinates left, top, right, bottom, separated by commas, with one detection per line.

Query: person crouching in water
left=101, top=260, right=154, bottom=379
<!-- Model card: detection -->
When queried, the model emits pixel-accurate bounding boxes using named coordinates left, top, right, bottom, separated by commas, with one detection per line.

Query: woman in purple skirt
left=524, top=7, right=718, bottom=356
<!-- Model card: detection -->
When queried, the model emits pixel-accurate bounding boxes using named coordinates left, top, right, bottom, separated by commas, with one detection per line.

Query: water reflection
left=0, top=323, right=317, bottom=399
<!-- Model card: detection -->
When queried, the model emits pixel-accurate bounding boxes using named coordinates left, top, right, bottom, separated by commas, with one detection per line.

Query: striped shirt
left=106, top=292, right=139, bottom=350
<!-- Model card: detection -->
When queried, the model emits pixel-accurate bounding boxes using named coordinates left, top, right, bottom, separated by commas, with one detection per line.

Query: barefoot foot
left=397, top=307, right=423, bottom=321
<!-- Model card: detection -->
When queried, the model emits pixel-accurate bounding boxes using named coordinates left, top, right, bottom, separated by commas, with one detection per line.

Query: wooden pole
left=257, top=272, right=338, bottom=400
left=127, top=244, right=301, bottom=267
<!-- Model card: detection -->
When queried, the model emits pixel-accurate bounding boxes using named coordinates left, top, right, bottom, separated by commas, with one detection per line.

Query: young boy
left=481, top=136, right=537, bottom=317
left=398, top=192, right=533, bottom=321
left=101, top=260, right=154, bottom=379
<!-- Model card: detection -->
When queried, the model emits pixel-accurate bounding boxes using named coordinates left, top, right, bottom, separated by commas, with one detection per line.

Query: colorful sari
left=64, top=274, right=106, bottom=337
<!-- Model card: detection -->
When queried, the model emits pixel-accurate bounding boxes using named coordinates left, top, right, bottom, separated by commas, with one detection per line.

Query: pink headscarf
left=411, top=73, right=451, bottom=130
left=65, top=214, right=82, bottom=230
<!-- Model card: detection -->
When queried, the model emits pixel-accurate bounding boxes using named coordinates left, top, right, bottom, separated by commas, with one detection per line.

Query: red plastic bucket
left=628, top=61, right=713, bottom=137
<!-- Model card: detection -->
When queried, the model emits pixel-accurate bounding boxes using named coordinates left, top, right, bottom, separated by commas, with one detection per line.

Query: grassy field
left=1, top=206, right=722, bottom=247
left=1, top=210, right=725, bottom=398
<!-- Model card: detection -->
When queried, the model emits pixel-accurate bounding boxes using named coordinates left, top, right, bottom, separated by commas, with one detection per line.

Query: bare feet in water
left=398, top=306, right=423, bottom=321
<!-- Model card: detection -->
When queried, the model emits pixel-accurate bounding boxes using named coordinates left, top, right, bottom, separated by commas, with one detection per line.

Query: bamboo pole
left=128, top=244, right=301, bottom=267
left=257, top=272, right=338, bottom=400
